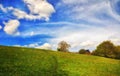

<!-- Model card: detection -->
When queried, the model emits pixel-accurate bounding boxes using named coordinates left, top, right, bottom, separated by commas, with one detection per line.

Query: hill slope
left=0, top=46, right=120, bottom=76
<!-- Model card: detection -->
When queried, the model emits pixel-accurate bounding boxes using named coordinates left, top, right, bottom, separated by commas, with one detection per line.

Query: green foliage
left=79, top=49, right=86, bottom=54
left=92, top=40, right=120, bottom=59
left=0, top=46, right=120, bottom=76
left=115, top=46, right=120, bottom=59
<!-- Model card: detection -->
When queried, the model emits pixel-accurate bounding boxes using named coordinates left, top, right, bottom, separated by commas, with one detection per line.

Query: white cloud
left=80, top=40, right=95, bottom=47
left=0, top=4, right=7, bottom=12
left=23, top=42, right=52, bottom=50
left=23, top=42, right=42, bottom=48
left=108, top=32, right=120, bottom=45
left=110, top=38, right=120, bottom=45
left=0, top=4, right=14, bottom=12
left=36, top=43, right=52, bottom=50
left=30, top=31, right=35, bottom=36
left=13, top=45, right=21, bottom=47
left=47, top=22, right=120, bottom=51
left=16, top=20, right=120, bottom=51
left=13, top=0, right=55, bottom=21
left=56, top=0, right=120, bottom=24
left=0, top=25, right=2, bottom=30
left=28, top=43, right=39, bottom=47
left=13, top=8, right=55, bottom=21
left=0, top=0, right=55, bottom=21
left=3, top=20, right=20, bottom=35
left=44, top=0, right=120, bottom=52
left=1, top=0, right=120, bottom=52
left=18, top=21, right=92, bottom=37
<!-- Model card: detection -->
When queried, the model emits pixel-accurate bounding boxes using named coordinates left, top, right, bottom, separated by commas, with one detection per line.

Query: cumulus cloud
left=12, top=0, right=55, bottom=21
left=23, top=0, right=55, bottom=21
left=0, top=0, right=55, bottom=21
left=36, top=43, right=52, bottom=50
left=0, top=0, right=55, bottom=35
left=23, top=42, right=41, bottom=48
left=3, top=20, right=20, bottom=35
left=23, top=42, right=52, bottom=50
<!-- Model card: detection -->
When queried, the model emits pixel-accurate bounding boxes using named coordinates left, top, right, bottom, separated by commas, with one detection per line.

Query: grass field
left=0, top=46, right=120, bottom=76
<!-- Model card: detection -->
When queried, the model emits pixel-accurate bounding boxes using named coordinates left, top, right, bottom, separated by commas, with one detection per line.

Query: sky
left=0, top=0, right=120, bottom=52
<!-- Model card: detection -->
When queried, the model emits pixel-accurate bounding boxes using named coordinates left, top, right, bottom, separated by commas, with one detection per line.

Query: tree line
left=57, top=40, right=120, bottom=59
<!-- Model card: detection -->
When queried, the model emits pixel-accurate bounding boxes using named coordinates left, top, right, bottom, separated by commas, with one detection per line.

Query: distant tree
left=92, top=41, right=117, bottom=58
left=115, top=46, right=120, bottom=59
left=79, top=49, right=90, bottom=54
left=57, top=41, right=71, bottom=52
left=79, top=49, right=86, bottom=54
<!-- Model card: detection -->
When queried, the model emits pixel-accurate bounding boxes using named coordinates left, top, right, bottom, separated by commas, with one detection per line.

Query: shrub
left=79, top=49, right=90, bottom=54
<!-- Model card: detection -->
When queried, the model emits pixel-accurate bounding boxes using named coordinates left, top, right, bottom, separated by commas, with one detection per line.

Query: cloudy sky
left=0, top=0, right=120, bottom=52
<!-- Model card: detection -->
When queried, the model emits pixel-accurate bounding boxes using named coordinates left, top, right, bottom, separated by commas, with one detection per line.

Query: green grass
left=0, top=46, right=120, bottom=76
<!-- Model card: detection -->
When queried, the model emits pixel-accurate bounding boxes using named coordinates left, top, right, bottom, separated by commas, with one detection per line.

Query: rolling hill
left=0, top=46, right=120, bottom=76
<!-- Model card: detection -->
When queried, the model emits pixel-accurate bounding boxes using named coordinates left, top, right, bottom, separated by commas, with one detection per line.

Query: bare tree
left=57, top=41, right=71, bottom=52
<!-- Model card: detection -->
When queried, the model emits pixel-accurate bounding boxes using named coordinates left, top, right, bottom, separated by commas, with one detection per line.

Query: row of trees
left=92, top=41, right=120, bottom=59
left=57, top=40, right=120, bottom=59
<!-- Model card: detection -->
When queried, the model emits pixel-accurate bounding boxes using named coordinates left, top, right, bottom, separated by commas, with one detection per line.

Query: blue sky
left=0, top=0, right=120, bottom=52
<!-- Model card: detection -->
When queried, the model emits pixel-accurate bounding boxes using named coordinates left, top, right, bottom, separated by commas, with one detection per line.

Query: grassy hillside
left=0, top=46, right=120, bottom=76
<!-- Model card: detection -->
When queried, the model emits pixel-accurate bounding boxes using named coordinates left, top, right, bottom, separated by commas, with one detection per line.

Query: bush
left=79, top=49, right=90, bottom=54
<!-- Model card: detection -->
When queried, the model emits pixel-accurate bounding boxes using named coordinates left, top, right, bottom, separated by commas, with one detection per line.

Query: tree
left=92, top=40, right=117, bottom=58
left=57, top=41, right=71, bottom=52
left=79, top=49, right=86, bottom=54
left=79, top=49, right=90, bottom=54
left=115, top=46, right=120, bottom=59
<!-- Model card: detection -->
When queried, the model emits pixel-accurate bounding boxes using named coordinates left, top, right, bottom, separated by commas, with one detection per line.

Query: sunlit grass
left=0, top=46, right=120, bottom=76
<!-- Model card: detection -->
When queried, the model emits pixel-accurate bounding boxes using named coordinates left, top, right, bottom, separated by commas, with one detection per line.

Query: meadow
left=0, top=46, right=120, bottom=76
